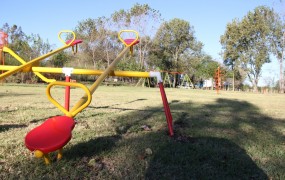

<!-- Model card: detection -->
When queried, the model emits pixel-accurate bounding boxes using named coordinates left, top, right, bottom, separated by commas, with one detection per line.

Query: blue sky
left=1, top=0, right=284, bottom=85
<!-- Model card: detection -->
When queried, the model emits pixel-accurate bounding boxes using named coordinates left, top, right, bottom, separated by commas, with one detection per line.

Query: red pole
left=65, top=76, right=71, bottom=111
left=158, top=82, right=174, bottom=136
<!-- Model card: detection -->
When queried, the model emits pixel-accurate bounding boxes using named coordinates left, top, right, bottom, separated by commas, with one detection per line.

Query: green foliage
left=72, top=17, right=120, bottom=69
left=26, top=33, right=51, bottom=59
left=116, top=57, right=142, bottom=71
left=1, top=23, right=51, bottom=66
left=221, top=6, right=275, bottom=92
left=268, top=11, right=285, bottom=92
left=49, top=51, right=69, bottom=67
left=150, top=18, right=203, bottom=72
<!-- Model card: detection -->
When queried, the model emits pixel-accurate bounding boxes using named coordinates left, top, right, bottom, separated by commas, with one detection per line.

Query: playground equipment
left=179, top=73, right=193, bottom=89
left=136, top=77, right=152, bottom=87
left=163, top=71, right=173, bottom=88
left=0, top=31, right=8, bottom=75
left=214, top=66, right=223, bottom=94
left=0, top=30, right=173, bottom=164
left=162, top=71, right=193, bottom=88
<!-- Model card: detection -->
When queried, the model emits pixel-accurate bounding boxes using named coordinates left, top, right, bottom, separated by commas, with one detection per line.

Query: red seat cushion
left=65, top=39, right=83, bottom=46
left=25, top=116, right=75, bottom=153
left=124, top=38, right=139, bottom=46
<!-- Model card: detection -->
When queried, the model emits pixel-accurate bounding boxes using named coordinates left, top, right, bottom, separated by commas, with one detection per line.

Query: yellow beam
left=0, top=65, right=150, bottom=78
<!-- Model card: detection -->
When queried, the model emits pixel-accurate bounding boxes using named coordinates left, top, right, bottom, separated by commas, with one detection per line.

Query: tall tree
left=269, top=11, right=285, bottom=93
left=27, top=33, right=51, bottom=60
left=111, top=3, right=162, bottom=69
left=73, top=18, right=119, bottom=69
left=221, top=6, right=273, bottom=92
left=220, top=19, right=242, bottom=91
left=150, top=18, right=203, bottom=86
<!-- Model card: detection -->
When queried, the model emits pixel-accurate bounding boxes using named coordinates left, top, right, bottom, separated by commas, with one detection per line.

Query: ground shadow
left=3, top=97, right=284, bottom=179
left=144, top=135, right=268, bottom=179
left=90, top=98, right=148, bottom=110
left=89, top=105, right=163, bottom=113
left=0, top=124, right=27, bottom=132
left=109, top=98, right=284, bottom=179
left=64, top=135, right=121, bottom=160
left=0, top=93, right=35, bottom=98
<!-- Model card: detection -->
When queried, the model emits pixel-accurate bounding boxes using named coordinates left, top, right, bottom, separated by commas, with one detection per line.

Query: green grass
left=0, top=83, right=285, bottom=179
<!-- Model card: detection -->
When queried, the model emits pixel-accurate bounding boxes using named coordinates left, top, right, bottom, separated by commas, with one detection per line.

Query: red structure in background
left=214, top=66, right=223, bottom=94
left=0, top=31, right=8, bottom=74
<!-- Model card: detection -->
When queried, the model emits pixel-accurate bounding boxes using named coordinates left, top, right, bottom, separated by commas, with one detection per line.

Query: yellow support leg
left=34, top=150, right=51, bottom=165
left=43, top=154, right=51, bottom=165
left=57, top=148, right=63, bottom=160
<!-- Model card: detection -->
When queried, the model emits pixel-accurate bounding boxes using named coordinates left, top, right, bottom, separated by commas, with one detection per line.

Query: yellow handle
left=118, top=30, right=139, bottom=47
left=58, top=30, right=76, bottom=46
left=46, top=81, right=92, bottom=117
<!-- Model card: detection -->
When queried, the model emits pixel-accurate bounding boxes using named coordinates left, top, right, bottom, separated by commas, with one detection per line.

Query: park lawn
left=0, top=83, right=284, bottom=179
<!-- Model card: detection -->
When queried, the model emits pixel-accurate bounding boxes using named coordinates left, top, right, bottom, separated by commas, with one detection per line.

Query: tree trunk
left=252, top=79, right=258, bottom=92
left=232, top=71, right=235, bottom=91
left=279, top=47, right=285, bottom=93
left=279, top=59, right=284, bottom=93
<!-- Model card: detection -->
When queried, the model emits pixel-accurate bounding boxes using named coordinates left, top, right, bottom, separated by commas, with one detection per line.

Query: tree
left=220, top=19, right=242, bottom=91
left=221, top=6, right=274, bottom=92
left=111, top=3, right=163, bottom=69
left=269, top=12, right=285, bottom=93
left=27, top=33, right=51, bottom=60
left=180, top=51, right=219, bottom=86
left=150, top=18, right=203, bottom=87
left=73, top=18, right=119, bottom=69
left=1, top=23, right=28, bottom=65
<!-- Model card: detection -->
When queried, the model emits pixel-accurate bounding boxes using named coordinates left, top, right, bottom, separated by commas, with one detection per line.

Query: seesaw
left=0, top=30, right=173, bottom=164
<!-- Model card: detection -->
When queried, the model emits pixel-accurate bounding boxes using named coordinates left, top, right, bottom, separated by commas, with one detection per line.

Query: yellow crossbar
left=0, top=65, right=150, bottom=78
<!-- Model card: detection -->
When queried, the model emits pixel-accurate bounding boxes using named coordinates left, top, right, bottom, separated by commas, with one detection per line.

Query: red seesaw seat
left=65, top=39, right=83, bottom=46
left=124, top=38, right=139, bottom=46
left=25, top=116, right=75, bottom=154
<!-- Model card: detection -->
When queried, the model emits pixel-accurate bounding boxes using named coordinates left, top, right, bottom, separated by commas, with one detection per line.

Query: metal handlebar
left=118, top=30, right=139, bottom=47
left=58, top=30, right=76, bottom=46
left=46, top=81, right=92, bottom=117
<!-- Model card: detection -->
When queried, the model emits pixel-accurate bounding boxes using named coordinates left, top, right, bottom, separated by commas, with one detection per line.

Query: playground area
left=0, top=22, right=284, bottom=178
left=1, top=0, right=285, bottom=177
left=0, top=84, right=285, bottom=179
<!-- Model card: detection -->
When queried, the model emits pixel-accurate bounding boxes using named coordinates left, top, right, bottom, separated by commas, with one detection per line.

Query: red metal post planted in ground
left=158, top=82, right=174, bottom=136
left=65, top=76, right=71, bottom=111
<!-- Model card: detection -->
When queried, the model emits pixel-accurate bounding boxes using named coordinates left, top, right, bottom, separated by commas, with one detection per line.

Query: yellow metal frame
left=2, top=47, right=55, bottom=83
left=46, top=81, right=92, bottom=118
left=0, top=65, right=150, bottom=78
left=0, top=30, right=77, bottom=81
left=0, top=29, right=149, bottom=118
